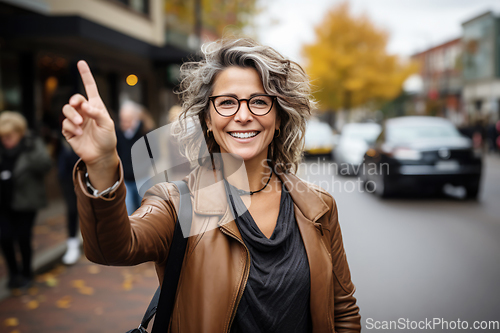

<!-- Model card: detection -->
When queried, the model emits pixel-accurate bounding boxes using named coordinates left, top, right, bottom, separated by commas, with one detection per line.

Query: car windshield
left=306, top=122, right=332, bottom=137
left=387, top=124, right=461, bottom=142
left=343, top=126, right=381, bottom=141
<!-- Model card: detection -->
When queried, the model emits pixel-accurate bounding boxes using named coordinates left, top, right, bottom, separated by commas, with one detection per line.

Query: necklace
left=228, top=168, right=273, bottom=196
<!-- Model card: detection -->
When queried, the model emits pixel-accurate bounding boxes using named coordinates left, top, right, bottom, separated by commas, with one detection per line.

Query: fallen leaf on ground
left=26, top=300, right=39, bottom=310
left=56, top=296, right=72, bottom=309
left=79, top=286, right=94, bottom=295
left=3, top=318, right=19, bottom=326
left=45, top=276, right=58, bottom=287
left=28, top=287, right=39, bottom=296
left=10, top=330, right=20, bottom=333
left=71, top=280, right=86, bottom=288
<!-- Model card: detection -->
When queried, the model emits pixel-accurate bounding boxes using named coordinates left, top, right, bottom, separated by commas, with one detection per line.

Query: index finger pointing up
left=77, top=60, right=100, bottom=101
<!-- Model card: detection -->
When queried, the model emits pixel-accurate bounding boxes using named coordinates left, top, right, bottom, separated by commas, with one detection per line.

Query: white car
left=304, top=118, right=335, bottom=159
left=334, top=122, right=382, bottom=175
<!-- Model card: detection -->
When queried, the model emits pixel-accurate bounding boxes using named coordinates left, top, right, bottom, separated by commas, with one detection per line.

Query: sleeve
left=72, top=158, right=179, bottom=267
left=328, top=196, right=362, bottom=332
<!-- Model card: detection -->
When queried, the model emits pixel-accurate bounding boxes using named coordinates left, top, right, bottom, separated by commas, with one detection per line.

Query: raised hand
left=62, top=60, right=119, bottom=189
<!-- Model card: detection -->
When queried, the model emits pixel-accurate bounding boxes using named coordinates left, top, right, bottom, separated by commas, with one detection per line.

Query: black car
left=361, top=116, right=482, bottom=199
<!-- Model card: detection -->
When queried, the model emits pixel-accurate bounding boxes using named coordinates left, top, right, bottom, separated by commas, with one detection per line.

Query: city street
left=299, top=153, right=500, bottom=331
left=2, top=1, right=500, bottom=332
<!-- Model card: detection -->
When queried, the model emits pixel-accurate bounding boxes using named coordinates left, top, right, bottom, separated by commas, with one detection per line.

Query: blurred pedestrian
left=57, top=137, right=81, bottom=265
left=486, top=116, right=498, bottom=153
left=0, top=111, right=52, bottom=289
left=116, top=100, right=148, bottom=215
left=472, top=118, right=487, bottom=153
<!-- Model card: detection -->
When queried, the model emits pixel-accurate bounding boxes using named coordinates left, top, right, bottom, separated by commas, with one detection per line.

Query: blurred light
left=126, top=74, right=138, bottom=86
left=366, top=148, right=376, bottom=157
left=45, top=76, right=58, bottom=94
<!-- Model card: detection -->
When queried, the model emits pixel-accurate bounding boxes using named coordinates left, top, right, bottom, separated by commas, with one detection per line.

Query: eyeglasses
left=208, top=94, right=277, bottom=117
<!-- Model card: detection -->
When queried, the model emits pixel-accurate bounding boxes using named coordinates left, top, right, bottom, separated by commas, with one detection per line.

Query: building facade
left=411, top=38, right=464, bottom=125
left=0, top=0, right=193, bottom=200
left=0, top=0, right=191, bottom=134
left=461, top=11, right=500, bottom=126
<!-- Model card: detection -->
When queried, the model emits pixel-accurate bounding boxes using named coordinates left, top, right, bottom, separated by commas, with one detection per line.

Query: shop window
left=0, top=53, right=22, bottom=111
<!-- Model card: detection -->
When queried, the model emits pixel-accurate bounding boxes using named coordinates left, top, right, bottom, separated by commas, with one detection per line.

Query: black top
left=224, top=179, right=312, bottom=333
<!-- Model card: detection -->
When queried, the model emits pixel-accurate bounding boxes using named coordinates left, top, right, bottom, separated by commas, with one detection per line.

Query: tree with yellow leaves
left=302, top=2, right=416, bottom=112
left=165, top=0, right=259, bottom=39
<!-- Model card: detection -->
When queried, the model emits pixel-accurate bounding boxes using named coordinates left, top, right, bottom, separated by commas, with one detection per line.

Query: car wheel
left=361, top=163, right=376, bottom=193
left=374, top=172, right=394, bottom=198
left=465, top=182, right=480, bottom=200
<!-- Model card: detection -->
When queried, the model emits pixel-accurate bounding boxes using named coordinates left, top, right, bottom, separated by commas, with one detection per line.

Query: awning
left=0, top=13, right=193, bottom=64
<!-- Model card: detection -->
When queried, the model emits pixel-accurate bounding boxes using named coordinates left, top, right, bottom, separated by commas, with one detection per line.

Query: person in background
left=58, top=137, right=81, bottom=265
left=116, top=100, right=148, bottom=215
left=487, top=117, right=499, bottom=153
left=0, top=111, right=52, bottom=289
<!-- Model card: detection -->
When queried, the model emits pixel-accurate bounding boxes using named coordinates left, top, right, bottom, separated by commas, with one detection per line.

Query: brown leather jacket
left=73, top=158, right=361, bottom=333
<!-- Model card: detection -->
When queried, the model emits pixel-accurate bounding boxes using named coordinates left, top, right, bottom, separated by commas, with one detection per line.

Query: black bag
left=126, top=180, right=192, bottom=333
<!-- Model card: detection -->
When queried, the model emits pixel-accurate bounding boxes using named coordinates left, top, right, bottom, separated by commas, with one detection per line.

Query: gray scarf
left=224, top=179, right=312, bottom=333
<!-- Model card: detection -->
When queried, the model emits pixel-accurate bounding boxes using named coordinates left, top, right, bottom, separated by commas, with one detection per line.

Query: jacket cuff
left=72, top=158, right=125, bottom=203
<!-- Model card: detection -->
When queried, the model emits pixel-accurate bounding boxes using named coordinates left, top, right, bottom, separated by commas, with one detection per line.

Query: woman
left=0, top=111, right=52, bottom=289
left=62, top=38, right=361, bottom=332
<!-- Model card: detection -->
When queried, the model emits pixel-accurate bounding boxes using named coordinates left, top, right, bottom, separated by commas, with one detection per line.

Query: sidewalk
left=0, top=199, right=160, bottom=332
left=0, top=257, right=157, bottom=332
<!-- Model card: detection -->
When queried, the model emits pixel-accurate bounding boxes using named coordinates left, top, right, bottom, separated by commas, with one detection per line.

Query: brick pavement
left=0, top=257, right=158, bottom=333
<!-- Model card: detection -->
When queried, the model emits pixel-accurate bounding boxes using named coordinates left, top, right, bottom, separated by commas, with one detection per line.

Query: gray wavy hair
left=174, top=37, right=315, bottom=174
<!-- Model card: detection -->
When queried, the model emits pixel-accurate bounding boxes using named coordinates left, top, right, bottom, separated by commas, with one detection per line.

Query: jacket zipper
left=220, top=226, right=251, bottom=333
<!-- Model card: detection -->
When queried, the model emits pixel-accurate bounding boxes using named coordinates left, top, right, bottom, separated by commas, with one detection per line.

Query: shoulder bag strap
left=136, top=180, right=192, bottom=332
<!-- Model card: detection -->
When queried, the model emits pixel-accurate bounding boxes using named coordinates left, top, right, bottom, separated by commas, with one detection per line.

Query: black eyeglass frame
left=208, top=94, right=277, bottom=117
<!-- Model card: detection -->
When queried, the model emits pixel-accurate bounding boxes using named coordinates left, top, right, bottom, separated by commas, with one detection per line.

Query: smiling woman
left=62, top=37, right=361, bottom=333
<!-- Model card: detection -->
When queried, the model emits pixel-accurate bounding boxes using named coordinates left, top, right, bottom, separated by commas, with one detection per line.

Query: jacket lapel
left=186, top=160, right=334, bottom=331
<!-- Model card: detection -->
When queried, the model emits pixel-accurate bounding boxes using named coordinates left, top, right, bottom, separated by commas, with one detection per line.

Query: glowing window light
left=126, top=74, right=138, bottom=86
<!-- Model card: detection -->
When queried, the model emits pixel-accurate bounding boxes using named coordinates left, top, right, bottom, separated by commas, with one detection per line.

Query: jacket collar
left=186, top=158, right=329, bottom=224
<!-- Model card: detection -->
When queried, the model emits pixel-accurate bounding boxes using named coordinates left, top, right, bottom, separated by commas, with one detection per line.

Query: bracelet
left=85, top=172, right=120, bottom=197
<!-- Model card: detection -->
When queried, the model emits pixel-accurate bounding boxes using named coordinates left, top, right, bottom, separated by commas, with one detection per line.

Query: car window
left=306, top=122, right=333, bottom=137
left=387, top=124, right=461, bottom=142
left=343, top=126, right=381, bottom=141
